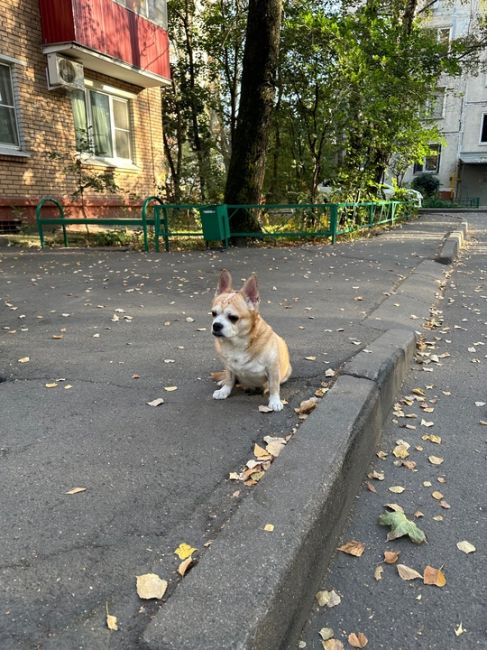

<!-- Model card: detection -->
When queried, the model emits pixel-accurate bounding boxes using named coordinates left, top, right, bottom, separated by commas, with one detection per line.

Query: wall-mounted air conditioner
left=47, top=53, right=84, bottom=90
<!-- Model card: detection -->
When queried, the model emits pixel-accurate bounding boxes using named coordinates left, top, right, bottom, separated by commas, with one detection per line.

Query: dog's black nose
left=213, top=322, right=223, bottom=333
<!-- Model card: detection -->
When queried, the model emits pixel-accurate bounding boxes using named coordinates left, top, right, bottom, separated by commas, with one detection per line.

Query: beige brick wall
left=0, top=0, right=165, bottom=223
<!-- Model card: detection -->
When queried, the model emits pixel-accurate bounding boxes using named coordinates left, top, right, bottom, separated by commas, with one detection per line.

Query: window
left=71, top=88, right=132, bottom=163
left=414, top=144, right=441, bottom=174
left=480, top=114, right=487, bottom=144
left=0, top=62, right=20, bottom=148
left=114, top=0, right=167, bottom=29
left=437, top=27, right=451, bottom=45
left=424, top=88, right=445, bottom=119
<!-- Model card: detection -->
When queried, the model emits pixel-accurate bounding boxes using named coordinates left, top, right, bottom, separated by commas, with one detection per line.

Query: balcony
left=38, top=0, right=170, bottom=88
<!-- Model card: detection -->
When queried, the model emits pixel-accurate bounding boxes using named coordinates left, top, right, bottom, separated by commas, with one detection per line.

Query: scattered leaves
left=428, top=455, right=444, bottom=465
left=177, top=557, right=194, bottom=577
left=315, top=589, right=341, bottom=608
left=384, top=551, right=400, bottom=564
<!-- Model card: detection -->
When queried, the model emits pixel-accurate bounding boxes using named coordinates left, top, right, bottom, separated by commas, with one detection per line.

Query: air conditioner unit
left=47, top=53, right=84, bottom=90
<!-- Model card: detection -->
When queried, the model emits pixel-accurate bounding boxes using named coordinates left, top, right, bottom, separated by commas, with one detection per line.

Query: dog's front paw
left=268, top=395, right=283, bottom=412
left=213, top=385, right=232, bottom=400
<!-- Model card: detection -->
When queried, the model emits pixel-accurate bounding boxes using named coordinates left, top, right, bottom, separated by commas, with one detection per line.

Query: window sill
left=0, top=147, right=31, bottom=158
left=83, top=156, right=140, bottom=172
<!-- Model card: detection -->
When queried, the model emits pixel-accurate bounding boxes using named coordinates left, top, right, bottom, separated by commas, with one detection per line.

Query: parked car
left=380, top=183, right=423, bottom=207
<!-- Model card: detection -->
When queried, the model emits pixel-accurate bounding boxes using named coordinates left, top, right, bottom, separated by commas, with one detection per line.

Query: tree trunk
left=224, top=0, right=282, bottom=237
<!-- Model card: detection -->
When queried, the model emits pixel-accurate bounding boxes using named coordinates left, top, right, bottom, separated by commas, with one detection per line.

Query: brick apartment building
left=0, top=0, right=170, bottom=229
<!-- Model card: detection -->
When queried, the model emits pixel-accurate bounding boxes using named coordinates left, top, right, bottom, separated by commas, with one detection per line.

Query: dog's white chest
left=222, top=349, right=267, bottom=387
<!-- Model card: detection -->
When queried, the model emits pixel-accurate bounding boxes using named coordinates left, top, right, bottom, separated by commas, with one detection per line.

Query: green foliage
left=411, top=173, right=440, bottom=197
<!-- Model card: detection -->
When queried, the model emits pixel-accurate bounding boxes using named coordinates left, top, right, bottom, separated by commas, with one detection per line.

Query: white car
left=381, top=183, right=423, bottom=207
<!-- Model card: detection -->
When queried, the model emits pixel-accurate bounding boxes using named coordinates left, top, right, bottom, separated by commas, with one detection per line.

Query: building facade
left=0, top=0, right=170, bottom=228
left=403, top=0, right=487, bottom=206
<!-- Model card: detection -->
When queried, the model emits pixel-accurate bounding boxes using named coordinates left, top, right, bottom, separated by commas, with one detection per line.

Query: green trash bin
left=199, top=205, right=230, bottom=246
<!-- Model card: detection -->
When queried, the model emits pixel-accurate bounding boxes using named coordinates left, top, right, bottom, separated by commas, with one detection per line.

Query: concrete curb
left=436, top=222, right=468, bottom=265
left=143, top=329, right=417, bottom=650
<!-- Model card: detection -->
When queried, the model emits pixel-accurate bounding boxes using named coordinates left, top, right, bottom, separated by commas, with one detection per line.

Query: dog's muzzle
left=212, top=322, right=224, bottom=337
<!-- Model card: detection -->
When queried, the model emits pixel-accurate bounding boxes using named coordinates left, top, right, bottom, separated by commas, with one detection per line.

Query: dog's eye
left=228, top=315, right=239, bottom=323
left=211, top=310, right=217, bottom=318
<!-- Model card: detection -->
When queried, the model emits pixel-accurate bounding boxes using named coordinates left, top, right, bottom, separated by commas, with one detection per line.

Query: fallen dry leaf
left=432, top=491, right=444, bottom=500
left=263, top=523, right=274, bottom=532
left=294, top=397, right=318, bottom=415
left=368, top=470, right=384, bottom=481
left=393, top=445, right=410, bottom=459
left=106, top=607, right=118, bottom=631
left=315, top=589, right=341, bottom=608
left=322, top=639, right=345, bottom=650
left=348, top=632, right=368, bottom=648
left=423, top=565, right=446, bottom=587
left=164, top=386, right=178, bottom=392
left=174, top=543, right=197, bottom=560
left=454, top=622, right=465, bottom=637
left=45, top=382, right=58, bottom=388
left=456, top=540, right=476, bottom=554
left=258, top=405, right=273, bottom=413
left=177, top=557, right=194, bottom=577
left=388, top=485, right=405, bottom=494
left=337, top=540, right=365, bottom=557
left=147, top=398, right=164, bottom=407
left=428, top=455, right=444, bottom=465
left=397, top=564, right=422, bottom=581
left=253, top=443, right=271, bottom=459
left=374, top=565, right=384, bottom=581
left=422, top=434, right=442, bottom=444
left=65, top=487, right=86, bottom=495
left=319, top=627, right=335, bottom=642
left=136, top=573, right=168, bottom=599
left=384, top=550, right=400, bottom=564
left=18, top=357, right=30, bottom=363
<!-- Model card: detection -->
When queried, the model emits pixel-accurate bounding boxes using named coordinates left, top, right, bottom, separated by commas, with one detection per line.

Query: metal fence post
left=329, top=203, right=338, bottom=244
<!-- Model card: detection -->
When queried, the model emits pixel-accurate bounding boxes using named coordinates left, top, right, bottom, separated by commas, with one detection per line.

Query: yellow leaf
left=454, top=623, right=465, bottom=637
left=393, top=445, right=409, bottom=459
left=337, top=540, right=365, bottom=557
left=294, top=397, right=318, bottom=415
left=136, top=573, right=168, bottom=599
left=423, top=565, right=446, bottom=587
left=348, top=632, right=368, bottom=648
left=106, top=613, right=118, bottom=631
left=174, top=543, right=197, bottom=560
left=263, top=523, right=274, bottom=532
left=18, top=357, right=30, bottom=363
left=422, top=434, right=442, bottom=444
left=65, top=487, right=86, bottom=495
left=432, top=491, right=444, bottom=500
left=374, top=565, right=383, bottom=581
left=319, top=627, right=335, bottom=641
left=45, top=382, right=58, bottom=388
left=388, top=485, right=405, bottom=494
left=177, top=557, right=194, bottom=577
left=397, top=564, right=422, bottom=581
left=228, top=472, right=240, bottom=481
left=253, top=443, right=270, bottom=459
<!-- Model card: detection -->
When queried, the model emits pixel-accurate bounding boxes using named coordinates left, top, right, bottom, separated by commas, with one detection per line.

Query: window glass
left=0, top=63, right=19, bottom=147
left=481, top=115, right=487, bottom=143
left=113, top=0, right=167, bottom=28
left=72, top=88, right=132, bottom=162
left=90, top=91, right=113, bottom=157
left=424, top=144, right=441, bottom=172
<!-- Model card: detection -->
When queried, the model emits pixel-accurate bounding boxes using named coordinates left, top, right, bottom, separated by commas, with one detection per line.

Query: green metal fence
left=154, top=200, right=409, bottom=250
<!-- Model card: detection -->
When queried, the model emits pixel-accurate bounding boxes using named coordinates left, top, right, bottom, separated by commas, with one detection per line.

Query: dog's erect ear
left=216, top=269, right=233, bottom=295
left=240, top=274, right=260, bottom=308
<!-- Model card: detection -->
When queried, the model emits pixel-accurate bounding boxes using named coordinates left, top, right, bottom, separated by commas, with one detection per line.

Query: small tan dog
left=211, top=269, right=291, bottom=411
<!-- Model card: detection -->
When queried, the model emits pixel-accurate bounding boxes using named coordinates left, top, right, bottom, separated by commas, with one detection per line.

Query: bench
left=35, top=195, right=164, bottom=253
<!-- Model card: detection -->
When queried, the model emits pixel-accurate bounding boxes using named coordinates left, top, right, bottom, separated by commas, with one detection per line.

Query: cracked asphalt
left=0, top=214, right=462, bottom=649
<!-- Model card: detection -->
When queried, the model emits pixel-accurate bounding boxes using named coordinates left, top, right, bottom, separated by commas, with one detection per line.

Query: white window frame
left=480, top=113, right=487, bottom=145
left=424, top=88, right=446, bottom=120
left=72, top=82, right=135, bottom=168
left=0, top=59, right=22, bottom=154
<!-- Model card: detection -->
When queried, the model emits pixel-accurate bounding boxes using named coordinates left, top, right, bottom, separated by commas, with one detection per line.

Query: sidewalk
left=299, top=212, right=487, bottom=649
left=0, top=213, right=470, bottom=649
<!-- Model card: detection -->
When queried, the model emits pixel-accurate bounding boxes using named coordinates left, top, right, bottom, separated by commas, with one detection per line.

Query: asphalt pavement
left=298, top=213, right=487, bottom=649
left=0, top=213, right=476, bottom=649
